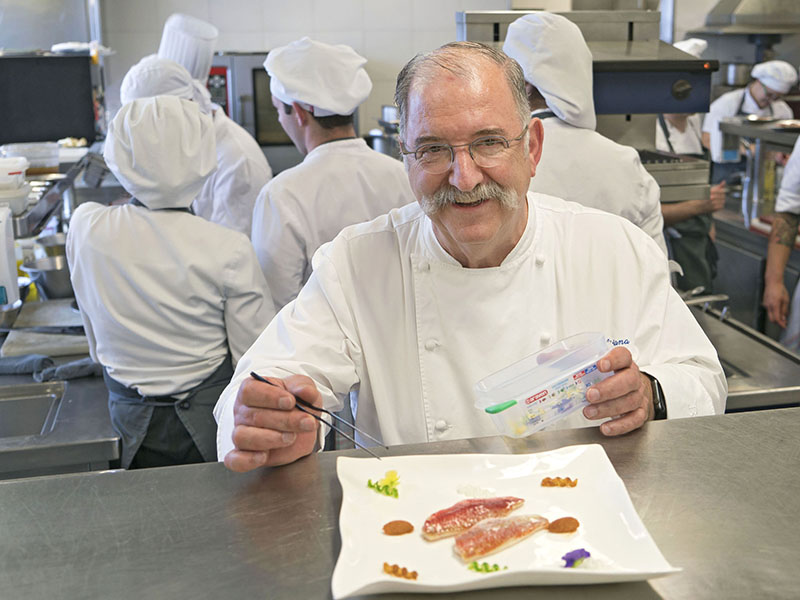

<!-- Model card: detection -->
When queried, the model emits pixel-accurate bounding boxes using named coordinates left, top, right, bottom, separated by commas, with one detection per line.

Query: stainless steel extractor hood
left=701, top=0, right=800, bottom=34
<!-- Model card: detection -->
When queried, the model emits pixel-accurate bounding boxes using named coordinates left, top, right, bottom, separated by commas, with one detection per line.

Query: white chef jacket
left=192, top=107, right=273, bottom=237
left=67, top=202, right=276, bottom=397
left=776, top=136, right=800, bottom=214
left=251, top=137, right=415, bottom=308
left=702, top=87, right=793, bottom=163
left=215, top=193, right=726, bottom=458
left=531, top=115, right=668, bottom=256
left=656, top=114, right=704, bottom=155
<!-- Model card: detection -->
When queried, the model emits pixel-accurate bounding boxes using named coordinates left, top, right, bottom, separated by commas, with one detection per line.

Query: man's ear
left=292, top=102, right=310, bottom=127
left=528, top=117, right=544, bottom=177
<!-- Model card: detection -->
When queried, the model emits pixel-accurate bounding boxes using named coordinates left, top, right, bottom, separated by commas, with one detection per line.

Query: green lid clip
left=484, top=399, right=517, bottom=414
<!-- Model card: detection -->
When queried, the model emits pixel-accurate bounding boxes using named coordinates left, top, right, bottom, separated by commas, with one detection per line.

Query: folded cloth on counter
left=0, top=354, right=54, bottom=374
left=33, top=357, right=103, bottom=382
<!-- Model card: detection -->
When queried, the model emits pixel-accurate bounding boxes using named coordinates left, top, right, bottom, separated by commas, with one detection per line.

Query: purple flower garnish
left=562, top=548, right=591, bottom=568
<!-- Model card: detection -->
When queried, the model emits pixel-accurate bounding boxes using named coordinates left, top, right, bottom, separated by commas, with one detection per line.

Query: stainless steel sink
left=0, top=382, right=65, bottom=438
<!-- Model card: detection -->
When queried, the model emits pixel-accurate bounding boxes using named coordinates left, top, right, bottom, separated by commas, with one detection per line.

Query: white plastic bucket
left=0, top=157, right=29, bottom=190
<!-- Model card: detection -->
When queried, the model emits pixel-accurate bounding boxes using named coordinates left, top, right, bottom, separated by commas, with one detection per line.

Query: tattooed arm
left=763, top=211, right=800, bottom=328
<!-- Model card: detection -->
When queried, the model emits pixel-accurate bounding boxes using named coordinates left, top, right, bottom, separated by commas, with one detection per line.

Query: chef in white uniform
left=121, top=56, right=273, bottom=238
left=502, top=12, right=667, bottom=256
left=67, top=96, right=275, bottom=469
left=655, top=39, right=726, bottom=293
left=252, top=37, right=415, bottom=309
left=702, top=60, right=797, bottom=183
left=763, top=135, right=800, bottom=345
left=157, top=13, right=218, bottom=84
left=215, top=42, right=726, bottom=472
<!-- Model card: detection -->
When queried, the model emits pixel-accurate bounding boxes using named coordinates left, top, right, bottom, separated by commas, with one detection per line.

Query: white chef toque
left=103, top=96, right=217, bottom=210
left=502, top=12, right=596, bottom=131
left=750, top=60, right=798, bottom=94
left=673, top=38, right=708, bottom=59
left=157, top=13, right=219, bottom=83
left=120, top=56, right=213, bottom=114
left=264, top=37, right=372, bottom=117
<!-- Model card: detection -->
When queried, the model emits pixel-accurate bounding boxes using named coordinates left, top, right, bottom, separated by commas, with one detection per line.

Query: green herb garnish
left=367, top=470, right=399, bottom=498
left=468, top=561, right=507, bottom=573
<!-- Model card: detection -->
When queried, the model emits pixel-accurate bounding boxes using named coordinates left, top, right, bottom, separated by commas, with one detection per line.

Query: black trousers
left=128, top=405, right=204, bottom=469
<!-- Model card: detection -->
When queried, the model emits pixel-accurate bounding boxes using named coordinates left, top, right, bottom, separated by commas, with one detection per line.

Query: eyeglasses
left=399, top=126, right=528, bottom=174
left=759, top=81, right=783, bottom=102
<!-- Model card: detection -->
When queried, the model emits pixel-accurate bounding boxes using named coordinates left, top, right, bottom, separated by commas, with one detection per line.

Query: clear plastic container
left=474, top=332, right=612, bottom=438
left=0, top=142, right=59, bottom=174
left=0, top=183, right=31, bottom=216
left=0, top=157, right=29, bottom=190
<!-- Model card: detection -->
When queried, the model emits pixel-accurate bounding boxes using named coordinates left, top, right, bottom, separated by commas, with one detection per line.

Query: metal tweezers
left=249, top=372, right=385, bottom=460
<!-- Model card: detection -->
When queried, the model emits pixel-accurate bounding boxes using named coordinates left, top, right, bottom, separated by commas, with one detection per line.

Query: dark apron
left=657, top=119, right=720, bottom=292
left=104, top=354, right=233, bottom=469
left=710, top=90, right=771, bottom=184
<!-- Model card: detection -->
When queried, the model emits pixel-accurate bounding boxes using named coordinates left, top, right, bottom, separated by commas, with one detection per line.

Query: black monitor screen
left=0, top=55, right=96, bottom=146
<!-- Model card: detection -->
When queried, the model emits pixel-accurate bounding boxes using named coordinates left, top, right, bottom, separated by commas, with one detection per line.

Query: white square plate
left=332, top=444, right=679, bottom=598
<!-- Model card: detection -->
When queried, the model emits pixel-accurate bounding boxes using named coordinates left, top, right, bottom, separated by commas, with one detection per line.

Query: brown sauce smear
left=548, top=516, right=580, bottom=533
left=382, top=520, right=414, bottom=536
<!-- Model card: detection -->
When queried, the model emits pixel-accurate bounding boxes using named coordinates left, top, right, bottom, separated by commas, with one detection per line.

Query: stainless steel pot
left=37, top=233, right=66, bottom=257
left=723, top=63, right=752, bottom=86
left=21, top=256, right=73, bottom=299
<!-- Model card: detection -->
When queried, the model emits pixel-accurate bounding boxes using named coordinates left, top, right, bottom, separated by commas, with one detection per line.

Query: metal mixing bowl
left=37, top=233, right=67, bottom=257
left=21, top=256, right=73, bottom=299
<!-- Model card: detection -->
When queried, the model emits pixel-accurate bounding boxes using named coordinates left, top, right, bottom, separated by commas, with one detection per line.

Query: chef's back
left=66, top=96, right=275, bottom=469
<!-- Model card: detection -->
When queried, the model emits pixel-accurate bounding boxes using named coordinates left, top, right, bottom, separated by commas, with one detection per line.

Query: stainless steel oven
left=209, top=51, right=302, bottom=173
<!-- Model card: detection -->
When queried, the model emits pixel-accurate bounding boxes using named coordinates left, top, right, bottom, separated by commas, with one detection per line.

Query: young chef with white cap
left=66, top=96, right=275, bottom=469
left=121, top=56, right=273, bottom=238
left=502, top=12, right=668, bottom=256
left=763, top=136, right=800, bottom=340
left=252, top=37, right=415, bottom=309
left=702, top=60, right=798, bottom=183
left=655, top=39, right=726, bottom=293
left=215, top=42, right=726, bottom=472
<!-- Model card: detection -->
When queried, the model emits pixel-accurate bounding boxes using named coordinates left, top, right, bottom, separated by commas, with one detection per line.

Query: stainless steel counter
left=0, top=371, right=118, bottom=479
left=1, top=408, right=798, bottom=599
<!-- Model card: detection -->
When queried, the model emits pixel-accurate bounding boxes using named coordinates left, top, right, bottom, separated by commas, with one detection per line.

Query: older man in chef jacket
left=121, top=56, right=273, bottom=238
left=702, top=60, right=798, bottom=184
left=215, top=42, right=726, bottom=472
left=67, top=96, right=275, bottom=469
left=251, top=37, right=415, bottom=309
left=502, top=12, right=668, bottom=256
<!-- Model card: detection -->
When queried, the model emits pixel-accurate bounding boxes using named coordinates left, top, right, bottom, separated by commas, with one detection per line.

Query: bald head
left=394, top=42, right=530, bottom=139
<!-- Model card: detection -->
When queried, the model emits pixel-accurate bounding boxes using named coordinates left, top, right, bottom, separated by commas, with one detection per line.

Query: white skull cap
left=750, top=60, right=798, bottom=94
left=103, top=96, right=217, bottom=210
left=120, top=55, right=213, bottom=114
left=502, top=12, right=596, bottom=130
left=158, top=13, right=218, bottom=82
left=264, top=37, right=372, bottom=117
left=673, top=38, right=708, bottom=59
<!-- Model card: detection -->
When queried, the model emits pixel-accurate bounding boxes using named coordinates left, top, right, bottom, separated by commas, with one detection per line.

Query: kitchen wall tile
left=364, top=30, right=413, bottom=81
left=312, top=0, right=364, bottom=32
left=363, top=0, right=412, bottom=32
left=410, top=0, right=460, bottom=32
left=216, top=32, right=266, bottom=52
left=310, top=31, right=365, bottom=55
left=263, top=31, right=311, bottom=50
left=261, top=0, right=314, bottom=32
left=411, top=30, right=458, bottom=53
left=459, top=0, right=509, bottom=10
left=154, top=0, right=212, bottom=27
left=209, top=0, right=263, bottom=33
left=101, top=0, right=160, bottom=34
left=102, top=31, right=161, bottom=113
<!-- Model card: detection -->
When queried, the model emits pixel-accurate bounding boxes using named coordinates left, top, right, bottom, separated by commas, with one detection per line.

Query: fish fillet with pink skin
left=421, top=497, right=524, bottom=541
left=454, top=515, right=550, bottom=561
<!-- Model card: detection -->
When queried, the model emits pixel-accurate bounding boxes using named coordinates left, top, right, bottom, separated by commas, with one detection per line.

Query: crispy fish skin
left=421, top=497, right=524, bottom=541
left=454, top=515, right=549, bottom=561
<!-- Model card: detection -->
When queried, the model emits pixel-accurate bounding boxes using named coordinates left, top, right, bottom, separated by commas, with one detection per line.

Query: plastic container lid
left=0, top=142, right=59, bottom=169
left=474, top=332, right=612, bottom=438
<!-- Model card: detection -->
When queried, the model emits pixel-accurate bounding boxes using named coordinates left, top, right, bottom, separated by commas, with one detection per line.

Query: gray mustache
left=421, top=181, right=519, bottom=215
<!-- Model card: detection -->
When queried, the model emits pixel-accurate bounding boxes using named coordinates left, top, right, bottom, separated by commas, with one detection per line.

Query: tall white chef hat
left=157, top=13, right=218, bottom=82
left=120, top=55, right=213, bottom=114
left=673, top=38, right=708, bottom=59
left=264, top=37, right=372, bottom=117
left=502, top=12, right=596, bottom=131
left=751, top=60, right=798, bottom=94
left=103, top=96, right=217, bottom=210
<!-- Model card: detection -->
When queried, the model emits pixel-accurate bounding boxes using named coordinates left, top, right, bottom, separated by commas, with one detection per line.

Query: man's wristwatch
left=646, top=374, right=667, bottom=420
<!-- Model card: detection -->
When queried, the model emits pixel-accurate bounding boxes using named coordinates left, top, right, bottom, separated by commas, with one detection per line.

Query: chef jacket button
left=535, top=254, right=546, bottom=266
left=435, top=419, right=448, bottom=432
left=418, top=260, right=430, bottom=272
left=424, top=339, right=439, bottom=351
left=540, top=332, right=551, bottom=345
left=179, top=401, right=190, bottom=409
